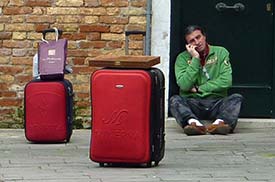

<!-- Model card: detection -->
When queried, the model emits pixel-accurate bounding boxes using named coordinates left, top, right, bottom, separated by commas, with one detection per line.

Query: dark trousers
left=169, top=94, right=243, bottom=131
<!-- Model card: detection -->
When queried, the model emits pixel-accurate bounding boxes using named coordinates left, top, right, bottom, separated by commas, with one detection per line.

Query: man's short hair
left=184, top=25, right=206, bottom=38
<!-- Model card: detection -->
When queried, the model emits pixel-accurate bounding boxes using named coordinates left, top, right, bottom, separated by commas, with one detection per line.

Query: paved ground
left=1, top=120, right=275, bottom=182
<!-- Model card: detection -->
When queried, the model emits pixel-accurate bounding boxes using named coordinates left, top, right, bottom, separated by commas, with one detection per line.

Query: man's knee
left=229, top=93, right=243, bottom=99
left=228, top=93, right=244, bottom=103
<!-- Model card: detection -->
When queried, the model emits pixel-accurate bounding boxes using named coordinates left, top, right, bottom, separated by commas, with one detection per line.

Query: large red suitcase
left=90, top=68, right=165, bottom=167
left=24, top=79, right=73, bottom=143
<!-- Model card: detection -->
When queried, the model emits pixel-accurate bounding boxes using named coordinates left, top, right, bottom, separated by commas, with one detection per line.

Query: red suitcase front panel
left=25, top=82, right=67, bottom=142
left=91, top=70, right=151, bottom=163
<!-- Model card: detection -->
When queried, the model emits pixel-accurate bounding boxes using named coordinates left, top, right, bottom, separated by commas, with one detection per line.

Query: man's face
left=185, top=30, right=207, bottom=53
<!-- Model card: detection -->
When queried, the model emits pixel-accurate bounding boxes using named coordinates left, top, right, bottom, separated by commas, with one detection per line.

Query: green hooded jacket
left=175, top=45, right=232, bottom=98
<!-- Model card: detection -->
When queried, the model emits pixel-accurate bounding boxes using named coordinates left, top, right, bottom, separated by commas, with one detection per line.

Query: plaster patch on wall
left=151, top=0, right=171, bottom=118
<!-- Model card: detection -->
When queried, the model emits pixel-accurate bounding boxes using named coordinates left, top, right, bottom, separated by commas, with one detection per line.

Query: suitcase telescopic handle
left=42, top=28, right=63, bottom=40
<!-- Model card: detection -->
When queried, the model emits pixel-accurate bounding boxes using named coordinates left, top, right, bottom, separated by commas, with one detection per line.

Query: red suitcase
left=90, top=68, right=165, bottom=167
left=24, top=79, right=73, bottom=143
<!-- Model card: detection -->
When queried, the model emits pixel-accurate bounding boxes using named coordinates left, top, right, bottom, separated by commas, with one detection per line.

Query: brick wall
left=0, top=0, right=147, bottom=128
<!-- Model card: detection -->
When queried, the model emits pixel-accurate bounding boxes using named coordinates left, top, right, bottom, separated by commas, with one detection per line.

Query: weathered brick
left=84, top=16, right=99, bottom=24
left=75, top=100, right=90, bottom=107
left=0, top=57, right=10, bottom=64
left=106, top=7, right=120, bottom=15
left=68, top=50, right=89, bottom=57
left=26, top=16, right=55, bottom=23
left=11, top=16, right=25, bottom=23
left=0, top=91, right=17, bottom=97
left=110, top=25, right=124, bottom=33
left=0, top=0, right=9, bottom=6
left=129, top=50, right=143, bottom=55
left=80, top=7, right=106, bottom=15
left=76, top=92, right=90, bottom=99
left=53, top=24, right=79, bottom=32
left=0, top=32, right=12, bottom=40
left=0, top=108, right=14, bottom=115
left=11, top=57, right=33, bottom=65
left=73, top=83, right=90, bottom=92
left=126, top=24, right=146, bottom=31
left=63, top=33, right=87, bottom=40
left=56, top=16, right=81, bottom=23
left=3, top=7, right=33, bottom=15
left=12, top=32, right=26, bottom=40
left=5, top=24, right=35, bottom=32
left=12, top=49, right=28, bottom=57
left=67, top=41, right=77, bottom=49
left=0, top=66, right=24, bottom=74
left=0, top=98, right=22, bottom=107
left=128, top=34, right=144, bottom=40
left=0, top=83, right=8, bottom=90
left=129, top=41, right=143, bottom=49
left=27, top=32, right=42, bottom=40
left=56, top=0, right=84, bottom=7
left=72, top=57, right=85, bottom=65
left=32, top=7, right=45, bottom=15
left=0, top=24, right=4, bottom=31
left=129, top=16, right=146, bottom=24
left=15, top=75, right=33, bottom=83
left=101, top=0, right=128, bottom=7
left=100, top=16, right=128, bottom=24
left=0, top=7, right=2, bottom=15
left=0, top=16, right=11, bottom=23
left=87, top=32, right=101, bottom=40
left=78, top=41, right=106, bottom=49
left=3, top=40, right=32, bottom=48
left=107, top=41, right=123, bottom=49
left=75, top=74, right=90, bottom=83
left=0, top=75, right=14, bottom=83
left=25, top=0, right=52, bottom=7
left=80, top=25, right=110, bottom=32
left=8, top=0, right=25, bottom=6
left=85, top=0, right=100, bottom=7
left=35, top=24, right=50, bottom=32
left=47, top=7, right=80, bottom=15
left=121, top=7, right=146, bottom=16
left=79, top=8, right=94, bottom=15
left=131, top=0, right=146, bottom=7
left=0, top=48, right=12, bottom=56
left=101, top=33, right=124, bottom=41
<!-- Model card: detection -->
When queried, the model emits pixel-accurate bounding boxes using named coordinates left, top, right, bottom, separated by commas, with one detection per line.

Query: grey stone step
left=166, top=117, right=275, bottom=129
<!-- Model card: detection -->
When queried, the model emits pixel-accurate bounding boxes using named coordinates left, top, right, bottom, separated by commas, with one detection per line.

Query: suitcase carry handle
left=125, top=30, right=146, bottom=55
left=42, top=28, right=63, bottom=41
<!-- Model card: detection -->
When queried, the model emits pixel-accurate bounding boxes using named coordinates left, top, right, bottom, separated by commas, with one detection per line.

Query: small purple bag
left=38, top=28, right=67, bottom=80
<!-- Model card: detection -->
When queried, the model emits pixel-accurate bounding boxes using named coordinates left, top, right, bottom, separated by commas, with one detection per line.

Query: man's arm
left=175, top=52, right=201, bottom=92
left=198, top=54, right=232, bottom=93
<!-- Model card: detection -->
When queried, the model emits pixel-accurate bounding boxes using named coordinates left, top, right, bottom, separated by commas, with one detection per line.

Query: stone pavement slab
left=1, top=124, right=275, bottom=182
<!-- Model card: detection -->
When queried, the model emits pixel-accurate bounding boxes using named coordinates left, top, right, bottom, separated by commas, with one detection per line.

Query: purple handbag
left=38, top=28, right=67, bottom=80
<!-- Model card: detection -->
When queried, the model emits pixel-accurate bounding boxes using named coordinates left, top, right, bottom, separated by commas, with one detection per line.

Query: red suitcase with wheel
left=90, top=68, right=165, bottom=167
left=24, top=79, right=73, bottom=143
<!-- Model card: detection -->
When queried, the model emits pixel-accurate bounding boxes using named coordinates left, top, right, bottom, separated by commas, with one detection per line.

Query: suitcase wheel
left=154, top=161, right=159, bottom=166
left=99, top=163, right=105, bottom=167
left=146, top=162, right=152, bottom=168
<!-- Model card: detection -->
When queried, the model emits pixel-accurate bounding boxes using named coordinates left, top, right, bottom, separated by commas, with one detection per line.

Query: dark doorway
left=169, top=0, right=274, bottom=117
